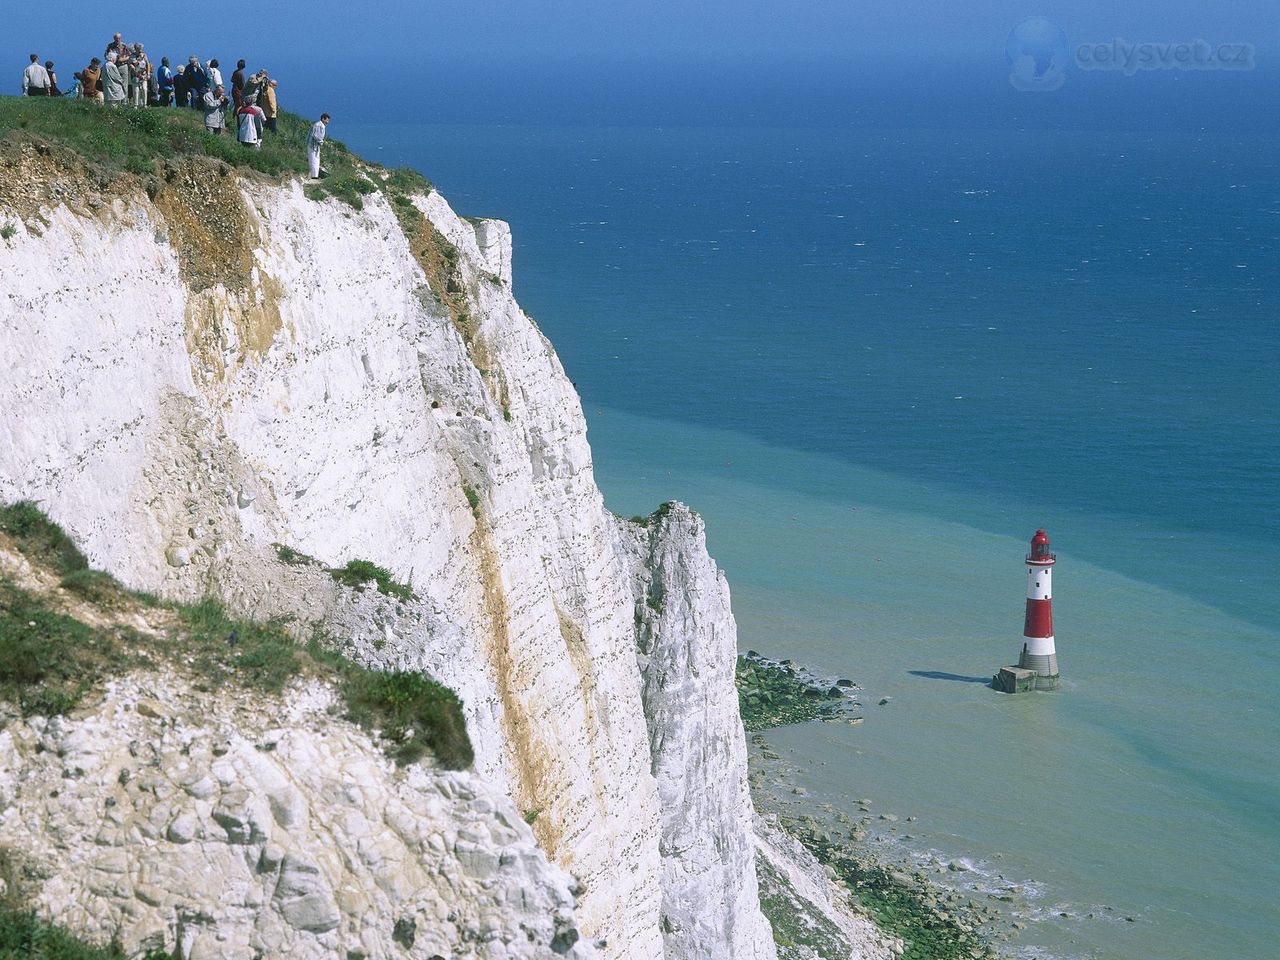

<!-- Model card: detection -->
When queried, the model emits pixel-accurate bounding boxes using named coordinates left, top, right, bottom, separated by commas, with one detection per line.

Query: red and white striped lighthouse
left=1018, top=528, right=1059, bottom=688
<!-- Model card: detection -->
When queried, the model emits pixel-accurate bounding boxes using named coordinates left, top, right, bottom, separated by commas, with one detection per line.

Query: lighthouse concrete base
left=992, top=665, right=1059, bottom=693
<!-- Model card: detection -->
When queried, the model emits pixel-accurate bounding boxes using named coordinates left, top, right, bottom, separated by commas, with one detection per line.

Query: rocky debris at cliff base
left=736, top=652, right=861, bottom=731
left=747, top=741, right=1004, bottom=960
left=756, top=854, right=863, bottom=960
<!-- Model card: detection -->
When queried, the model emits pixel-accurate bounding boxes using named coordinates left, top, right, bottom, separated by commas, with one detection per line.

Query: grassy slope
left=0, top=95, right=429, bottom=210
left=0, top=502, right=472, bottom=769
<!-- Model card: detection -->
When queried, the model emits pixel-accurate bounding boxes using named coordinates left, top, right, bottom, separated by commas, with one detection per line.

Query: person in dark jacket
left=230, top=59, right=246, bottom=108
left=185, top=56, right=207, bottom=109
left=156, top=57, right=175, bottom=106
left=45, top=61, right=64, bottom=97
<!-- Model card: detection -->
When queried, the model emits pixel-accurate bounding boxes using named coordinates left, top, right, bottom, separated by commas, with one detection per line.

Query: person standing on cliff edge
left=75, top=58, right=103, bottom=103
left=307, top=114, right=330, bottom=179
left=22, top=55, right=50, bottom=96
left=202, top=84, right=229, bottom=134
left=261, top=79, right=279, bottom=134
left=230, top=59, right=246, bottom=108
left=102, top=52, right=127, bottom=107
left=156, top=58, right=175, bottom=106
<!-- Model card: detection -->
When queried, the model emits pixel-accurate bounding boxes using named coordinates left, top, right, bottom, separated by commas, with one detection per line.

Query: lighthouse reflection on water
left=992, top=528, right=1060, bottom=693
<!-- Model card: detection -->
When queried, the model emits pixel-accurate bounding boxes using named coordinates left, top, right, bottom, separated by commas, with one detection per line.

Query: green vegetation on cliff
left=0, top=502, right=471, bottom=770
left=0, top=908, right=168, bottom=960
left=0, top=847, right=173, bottom=959
left=0, top=499, right=89, bottom=575
left=0, top=96, right=429, bottom=211
left=327, top=558, right=417, bottom=602
left=274, top=545, right=418, bottom=604
left=756, top=854, right=855, bottom=959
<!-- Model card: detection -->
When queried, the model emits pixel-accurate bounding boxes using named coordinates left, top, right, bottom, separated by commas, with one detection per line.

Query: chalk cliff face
left=0, top=541, right=590, bottom=959
left=0, top=146, right=777, bottom=959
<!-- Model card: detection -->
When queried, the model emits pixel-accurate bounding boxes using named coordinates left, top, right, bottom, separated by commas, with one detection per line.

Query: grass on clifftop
left=0, top=502, right=471, bottom=770
left=0, top=95, right=430, bottom=211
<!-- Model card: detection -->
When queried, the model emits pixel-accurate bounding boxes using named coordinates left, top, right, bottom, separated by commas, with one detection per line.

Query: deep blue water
left=331, top=67, right=1280, bottom=960
left=341, top=115, right=1279, bottom=630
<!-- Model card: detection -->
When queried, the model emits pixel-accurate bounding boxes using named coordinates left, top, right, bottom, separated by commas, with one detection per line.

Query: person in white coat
left=202, top=85, right=229, bottom=133
left=102, top=52, right=127, bottom=107
left=307, top=114, right=330, bottom=179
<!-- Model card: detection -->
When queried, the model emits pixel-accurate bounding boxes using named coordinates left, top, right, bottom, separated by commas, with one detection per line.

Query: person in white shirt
left=307, top=114, right=330, bottom=179
left=207, top=59, right=223, bottom=90
left=22, top=54, right=50, bottom=96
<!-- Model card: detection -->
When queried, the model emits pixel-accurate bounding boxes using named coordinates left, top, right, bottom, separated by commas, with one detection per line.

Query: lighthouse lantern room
left=993, top=528, right=1061, bottom=693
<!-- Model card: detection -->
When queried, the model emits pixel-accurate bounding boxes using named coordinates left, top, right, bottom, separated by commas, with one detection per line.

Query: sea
left=320, top=59, right=1280, bottom=960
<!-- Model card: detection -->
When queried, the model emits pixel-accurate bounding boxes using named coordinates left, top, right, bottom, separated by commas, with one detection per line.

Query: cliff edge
left=0, top=102, right=889, bottom=960
left=0, top=101, right=773, bottom=959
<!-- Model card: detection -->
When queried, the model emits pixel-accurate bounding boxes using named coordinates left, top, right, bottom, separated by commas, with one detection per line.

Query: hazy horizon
left=5, top=2, right=1276, bottom=131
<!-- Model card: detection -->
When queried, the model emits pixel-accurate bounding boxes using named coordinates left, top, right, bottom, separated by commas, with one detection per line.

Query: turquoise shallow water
left=587, top=407, right=1280, bottom=960
left=337, top=116, right=1280, bottom=959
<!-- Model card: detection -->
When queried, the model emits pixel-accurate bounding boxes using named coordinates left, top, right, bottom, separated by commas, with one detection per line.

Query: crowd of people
left=19, top=33, right=330, bottom=174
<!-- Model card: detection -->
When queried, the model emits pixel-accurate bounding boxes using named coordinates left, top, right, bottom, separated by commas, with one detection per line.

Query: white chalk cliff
left=0, top=142, right=884, bottom=959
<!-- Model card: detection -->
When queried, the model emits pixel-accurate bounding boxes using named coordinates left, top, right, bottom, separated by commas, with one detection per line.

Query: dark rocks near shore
left=735, top=651, right=861, bottom=732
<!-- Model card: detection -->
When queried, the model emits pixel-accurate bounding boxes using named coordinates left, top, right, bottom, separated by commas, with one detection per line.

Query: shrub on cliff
left=328, top=559, right=416, bottom=602
left=336, top=666, right=474, bottom=769
left=0, top=847, right=173, bottom=959
left=0, top=907, right=133, bottom=959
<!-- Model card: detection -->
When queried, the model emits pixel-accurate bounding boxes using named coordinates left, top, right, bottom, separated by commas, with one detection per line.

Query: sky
left=5, top=0, right=1275, bottom=62
left=4, top=2, right=1276, bottom=127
